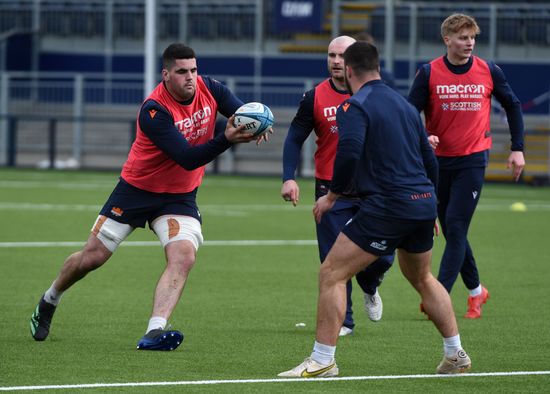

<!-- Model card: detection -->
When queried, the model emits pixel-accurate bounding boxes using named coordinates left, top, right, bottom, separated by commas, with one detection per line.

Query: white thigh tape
left=91, top=216, right=133, bottom=252
left=151, top=215, right=204, bottom=250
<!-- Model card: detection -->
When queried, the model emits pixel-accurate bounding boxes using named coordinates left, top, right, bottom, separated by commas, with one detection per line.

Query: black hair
left=162, top=43, right=196, bottom=69
left=343, top=41, right=379, bottom=75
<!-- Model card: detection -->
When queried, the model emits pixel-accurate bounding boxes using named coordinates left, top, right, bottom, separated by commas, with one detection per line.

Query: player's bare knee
left=168, top=252, right=196, bottom=275
left=165, top=239, right=197, bottom=270
left=80, top=250, right=108, bottom=271
left=410, top=273, right=434, bottom=294
left=319, top=264, right=341, bottom=287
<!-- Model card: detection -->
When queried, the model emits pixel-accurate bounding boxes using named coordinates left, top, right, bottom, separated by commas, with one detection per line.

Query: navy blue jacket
left=332, top=80, right=438, bottom=220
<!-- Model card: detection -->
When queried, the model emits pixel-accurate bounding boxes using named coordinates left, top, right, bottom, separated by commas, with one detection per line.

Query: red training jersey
left=121, top=77, right=218, bottom=193
left=312, top=79, right=350, bottom=180
left=425, top=56, right=493, bottom=157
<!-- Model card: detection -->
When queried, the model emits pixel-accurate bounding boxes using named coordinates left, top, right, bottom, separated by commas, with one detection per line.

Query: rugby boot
left=364, top=289, right=383, bottom=321
left=30, top=296, right=57, bottom=341
left=278, top=357, right=338, bottom=378
left=437, top=349, right=471, bottom=374
left=464, top=286, right=489, bottom=319
left=137, top=328, right=184, bottom=351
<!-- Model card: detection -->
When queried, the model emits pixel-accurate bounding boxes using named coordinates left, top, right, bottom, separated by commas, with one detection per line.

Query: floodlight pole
left=144, top=0, right=157, bottom=98
left=384, top=0, right=395, bottom=74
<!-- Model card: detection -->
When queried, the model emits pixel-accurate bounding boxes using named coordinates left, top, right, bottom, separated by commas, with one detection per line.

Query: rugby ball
left=234, top=102, right=274, bottom=137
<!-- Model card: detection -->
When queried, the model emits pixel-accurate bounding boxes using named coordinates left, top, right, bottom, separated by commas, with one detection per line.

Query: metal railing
left=2, top=110, right=547, bottom=184
left=0, top=1, right=549, bottom=181
left=0, top=71, right=307, bottom=174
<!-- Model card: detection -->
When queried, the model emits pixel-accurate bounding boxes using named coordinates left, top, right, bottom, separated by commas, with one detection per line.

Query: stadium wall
left=35, top=51, right=550, bottom=115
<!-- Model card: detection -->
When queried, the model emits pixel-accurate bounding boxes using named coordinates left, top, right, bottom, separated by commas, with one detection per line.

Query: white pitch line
left=1, top=371, right=549, bottom=391
left=0, top=240, right=318, bottom=248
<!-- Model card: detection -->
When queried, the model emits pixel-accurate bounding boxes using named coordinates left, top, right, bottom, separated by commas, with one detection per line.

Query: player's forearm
left=175, top=133, right=232, bottom=170
left=504, top=103, right=525, bottom=151
left=282, top=124, right=310, bottom=181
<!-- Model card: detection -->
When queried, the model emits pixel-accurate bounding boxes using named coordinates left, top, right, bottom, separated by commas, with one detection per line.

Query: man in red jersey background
left=408, top=14, right=525, bottom=319
left=30, top=43, right=265, bottom=350
left=281, top=36, right=394, bottom=336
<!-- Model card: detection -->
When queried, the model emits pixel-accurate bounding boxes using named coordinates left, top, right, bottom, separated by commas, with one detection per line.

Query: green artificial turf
left=1, top=169, right=549, bottom=393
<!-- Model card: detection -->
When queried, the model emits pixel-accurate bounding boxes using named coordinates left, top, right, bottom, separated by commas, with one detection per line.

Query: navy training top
left=332, top=79, right=438, bottom=220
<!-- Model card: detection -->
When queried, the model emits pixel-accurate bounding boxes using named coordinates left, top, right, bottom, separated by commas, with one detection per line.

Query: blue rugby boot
left=137, top=328, right=184, bottom=351
left=30, top=296, right=57, bottom=341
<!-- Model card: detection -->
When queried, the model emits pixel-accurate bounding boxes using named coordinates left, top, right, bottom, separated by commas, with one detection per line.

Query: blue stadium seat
left=395, top=7, right=410, bottom=42
left=189, top=5, right=214, bottom=39
left=114, top=3, right=144, bottom=39
left=525, top=9, right=549, bottom=45
left=42, top=3, right=69, bottom=36
left=217, top=6, right=240, bottom=39
left=0, top=3, right=32, bottom=32
left=159, top=14, right=179, bottom=39
left=419, top=9, right=444, bottom=43
left=240, top=13, right=255, bottom=37
left=68, top=5, right=95, bottom=36
left=460, top=7, right=491, bottom=44
left=369, top=8, right=385, bottom=41
left=158, top=3, right=180, bottom=40
left=497, top=9, right=524, bottom=44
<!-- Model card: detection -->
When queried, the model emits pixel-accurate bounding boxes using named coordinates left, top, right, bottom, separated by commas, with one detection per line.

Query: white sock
left=44, top=284, right=63, bottom=306
left=469, top=285, right=482, bottom=297
left=311, top=341, right=336, bottom=365
left=146, top=317, right=167, bottom=334
left=443, top=334, right=462, bottom=358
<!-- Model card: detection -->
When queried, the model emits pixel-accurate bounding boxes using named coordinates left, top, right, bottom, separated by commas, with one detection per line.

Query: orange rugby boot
left=464, top=286, right=489, bottom=319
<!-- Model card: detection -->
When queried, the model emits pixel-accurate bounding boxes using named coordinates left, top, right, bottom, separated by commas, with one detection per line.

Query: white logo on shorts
left=370, top=240, right=388, bottom=251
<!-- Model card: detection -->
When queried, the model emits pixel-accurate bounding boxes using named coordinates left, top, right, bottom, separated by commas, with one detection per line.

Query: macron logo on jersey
left=323, top=105, right=340, bottom=122
left=436, top=84, right=485, bottom=95
left=174, top=106, right=212, bottom=132
left=436, top=84, right=485, bottom=112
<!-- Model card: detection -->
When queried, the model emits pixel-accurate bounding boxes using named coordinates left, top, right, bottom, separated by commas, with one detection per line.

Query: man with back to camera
left=281, top=36, right=394, bottom=336
left=408, top=13, right=525, bottom=318
left=279, top=41, right=471, bottom=378
left=30, top=43, right=269, bottom=350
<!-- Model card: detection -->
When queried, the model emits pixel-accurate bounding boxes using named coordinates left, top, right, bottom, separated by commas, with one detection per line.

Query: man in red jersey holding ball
left=30, top=43, right=266, bottom=350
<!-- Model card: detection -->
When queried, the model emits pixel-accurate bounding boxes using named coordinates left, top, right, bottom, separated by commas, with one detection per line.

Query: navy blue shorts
left=99, top=178, right=202, bottom=228
left=341, top=209, right=435, bottom=256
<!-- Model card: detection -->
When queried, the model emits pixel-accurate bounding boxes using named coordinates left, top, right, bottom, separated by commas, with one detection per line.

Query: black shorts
left=341, top=209, right=435, bottom=256
left=99, top=178, right=201, bottom=228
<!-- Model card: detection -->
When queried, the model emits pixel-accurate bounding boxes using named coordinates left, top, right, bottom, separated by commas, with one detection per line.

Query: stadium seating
left=1, top=1, right=549, bottom=48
